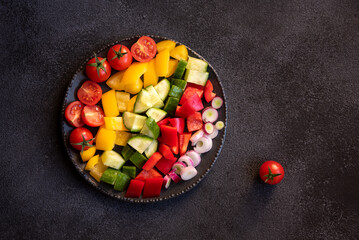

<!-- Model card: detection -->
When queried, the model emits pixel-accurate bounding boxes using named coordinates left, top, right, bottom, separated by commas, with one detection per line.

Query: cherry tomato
left=64, top=101, right=85, bottom=127
left=131, top=36, right=157, bottom=62
left=69, top=127, right=94, bottom=151
left=77, top=81, right=102, bottom=106
left=259, top=161, right=285, bottom=185
left=85, top=54, right=111, bottom=82
left=81, top=105, right=105, bottom=127
left=107, top=44, right=133, bottom=71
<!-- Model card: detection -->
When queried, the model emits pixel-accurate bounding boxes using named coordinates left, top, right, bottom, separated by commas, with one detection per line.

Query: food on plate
left=107, top=44, right=132, bottom=71
left=86, top=54, right=111, bottom=82
left=69, top=127, right=94, bottom=152
left=259, top=161, right=285, bottom=185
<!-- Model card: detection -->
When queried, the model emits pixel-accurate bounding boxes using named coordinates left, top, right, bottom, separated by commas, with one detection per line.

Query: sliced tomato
left=77, top=81, right=102, bottom=106
left=131, top=36, right=157, bottom=62
left=81, top=105, right=105, bottom=127
left=65, top=101, right=84, bottom=127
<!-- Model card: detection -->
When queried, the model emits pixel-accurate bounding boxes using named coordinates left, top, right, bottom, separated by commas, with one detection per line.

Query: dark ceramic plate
left=61, top=36, right=227, bottom=203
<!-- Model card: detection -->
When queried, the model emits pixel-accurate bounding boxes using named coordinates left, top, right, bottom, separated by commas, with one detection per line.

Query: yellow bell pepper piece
left=115, top=131, right=132, bottom=146
left=104, top=117, right=128, bottom=131
left=170, top=45, right=188, bottom=61
left=144, top=59, right=158, bottom=88
left=165, top=59, right=179, bottom=78
left=115, top=91, right=130, bottom=112
left=80, top=146, right=96, bottom=162
left=156, top=40, right=176, bottom=53
left=155, top=49, right=170, bottom=77
left=106, top=71, right=126, bottom=90
left=85, top=154, right=99, bottom=171
left=102, top=89, right=119, bottom=117
left=95, top=127, right=116, bottom=151
left=89, top=158, right=107, bottom=182
left=94, top=124, right=105, bottom=142
left=122, top=62, right=148, bottom=85
left=124, top=78, right=143, bottom=94
left=127, top=95, right=137, bottom=112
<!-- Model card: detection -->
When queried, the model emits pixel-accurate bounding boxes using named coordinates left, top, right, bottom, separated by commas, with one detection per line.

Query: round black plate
left=61, top=35, right=227, bottom=203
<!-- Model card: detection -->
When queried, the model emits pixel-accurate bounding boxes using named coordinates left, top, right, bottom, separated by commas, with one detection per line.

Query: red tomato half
left=81, top=105, right=105, bottom=127
left=77, top=81, right=102, bottom=106
left=131, top=36, right=157, bottom=62
left=107, top=44, right=133, bottom=71
left=65, top=101, right=84, bottom=127
left=69, top=127, right=94, bottom=151
left=85, top=55, right=111, bottom=82
left=259, top=161, right=285, bottom=185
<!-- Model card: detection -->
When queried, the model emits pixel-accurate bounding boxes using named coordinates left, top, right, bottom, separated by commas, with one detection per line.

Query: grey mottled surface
left=0, top=0, right=358, bottom=239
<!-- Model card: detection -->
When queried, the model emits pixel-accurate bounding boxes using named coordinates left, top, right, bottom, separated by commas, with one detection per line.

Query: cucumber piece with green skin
left=122, top=166, right=137, bottom=179
left=114, top=171, right=131, bottom=191
left=146, top=108, right=167, bottom=122
left=169, top=85, right=183, bottom=99
left=127, top=135, right=154, bottom=154
left=154, top=79, right=171, bottom=101
left=184, top=70, right=209, bottom=87
left=134, top=89, right=153, bottom=113
left=144, top=139, right=158, bottom=158
left=123, top=112, right=147, bottom=132
left=121, top=145, right=136, bottom=161
left=171, top=78, right=187, bottom=90
left=145, top=85, right=164, bottom=108
left=163, top=97, right=180, bottom=116
left=102, top=151, right=126, bottom=169
left=129, top=151, right=147, bottom=169
left=140, top=117, right=160, bottom=139
left=173, top=60, right=188, bottom=79
left=100, top=168, right=119, bottom=185
left=186, top=56, right=208, bottom=72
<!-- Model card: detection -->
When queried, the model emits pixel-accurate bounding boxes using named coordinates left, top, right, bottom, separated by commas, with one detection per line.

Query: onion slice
left=180, top=166, right=198, bottom=181
left=203, top=122, right=214, bottom=134
left=172, top=162, right=186, bottom=174
left=207, top=128, right=218, bottom=139
left=178, top=156, right=194, bottom=167
left=211, top=97, right=223, bottom=109
left=194, top=136, right=213, bottom=153
left=215, top=121, right=224, bottom=130
left=190, top=129, right=204, bottom=146
left=163, top=175, right=171, bottom=189
left=202, top=107, right=218, bottom=123
left=168, top=169, right=181, bottom=183
left=185, top=150, right=201, bottom=167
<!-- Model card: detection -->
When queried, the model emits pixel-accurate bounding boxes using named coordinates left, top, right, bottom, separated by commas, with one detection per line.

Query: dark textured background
left=1, top=0, right=358, bottom=239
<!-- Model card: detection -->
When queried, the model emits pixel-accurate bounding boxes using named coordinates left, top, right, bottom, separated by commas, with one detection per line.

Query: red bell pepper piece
left=125, top=180, right=145, bottom=198
left=142, top=152, right=163, bottom=171
left=142, top=178, right=163, bottom=198
left=204, top=80, right=216, bottom=103
left=135, top=168, right=162, bottom=180
left=179, top=87, right=204, bottom=105
left=175, top=106, right=180, bottom=116
left=176, top=94, right=204, bottom=118
left=159, top=143, right=177, bottom=161
left=157, top=118, right=170, bottom=126
left=159, top=125, right=178, bottom=147
left=171, top=143, right=179, bottom=155
left=168, top=118, right=185, bottom=134
left=186, top=82, right=204, bottom=91
left=155, top=157, right=177, bottom=175
left=187, top=112, right=203, bottom=132
left=179, top=132, right=192, bottom=156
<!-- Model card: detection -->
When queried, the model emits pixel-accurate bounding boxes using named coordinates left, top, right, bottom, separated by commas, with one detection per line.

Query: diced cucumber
left=186, top=56, right=208, bottom=72
left=134, top=89, right=153, bottom=113
left=140, top=117, right=160, bottom=139
left=171, top=78, right=187, bottom=90
left=101, top=151, right=126, bottom=169
left=127, top=135, right=154, bottom=154
left=114, top=172, right=131, bottom=191
left=101, top=168, right=119, bottom=185
left=173, top=60, right=188, bottom=79
left=154, top=79, right=171, bottom=101
left=123, top=112, right=147, bottom=132
left=121, top=145, right=136, bottom=161
left=122, top=166, right=137, bottom=179
left=163, top=97, right=179, bottom=115
left=145, top=85, right=164, bottom=108
left=184, top=70, right=209, bottom=87
left=146, top=108, right=167, bottom=122
left=144, top=139, right=158, bottom=158
left=129, top=152, right=147, bottom=169
left=169, top=85, right=183, bottom=99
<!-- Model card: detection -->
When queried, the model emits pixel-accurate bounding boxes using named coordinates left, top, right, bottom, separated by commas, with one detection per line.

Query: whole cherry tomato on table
left=107, top=44, right=133, bottom=70
left=64, top=101, right=84, bottom=127
left=131, top=36, right=157, bottom=62
left=69, top=127, right=94, bottom=152
left=85, top=54, right=111, bottom=82
left=259, top=161, right=285, bottom=185
left=77, top=81, right=102, bottom=106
